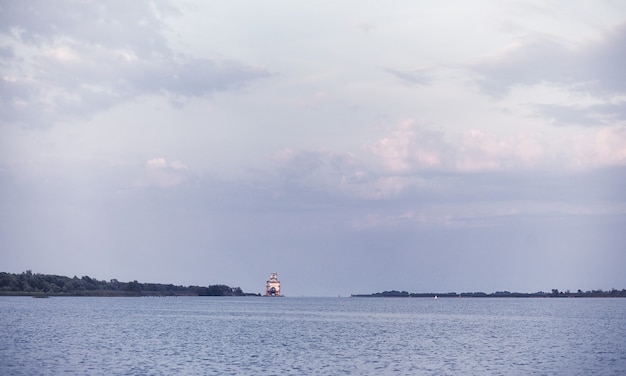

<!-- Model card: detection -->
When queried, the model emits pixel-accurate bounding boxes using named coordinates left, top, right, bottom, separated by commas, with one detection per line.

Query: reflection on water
left=1, top=296, right=625, bottom=375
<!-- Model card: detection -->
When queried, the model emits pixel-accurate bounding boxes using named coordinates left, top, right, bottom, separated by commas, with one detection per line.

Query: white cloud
left=146, top=158, right=168, bottom=169
left=571, top=127, right=626, bottom=169
left=140, top=157, right=190, bottom=187
left=369, top=119, right=444, bottom=172
left=368, top=119, right=547, bottom=175
left=268, top=117, right=622, bottom=201
left=456, top=129, right=546, bottom=172
left=169, top=160, right=189, bottom=170
left=367, top=116, right=626, bottom=176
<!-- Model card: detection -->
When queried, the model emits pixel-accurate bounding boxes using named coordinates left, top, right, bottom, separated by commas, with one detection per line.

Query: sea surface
left=1, top=296, right=625, bottom=375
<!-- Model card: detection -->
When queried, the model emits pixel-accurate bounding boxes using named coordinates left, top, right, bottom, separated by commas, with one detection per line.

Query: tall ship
left=265, top=273, right=282, bottom=296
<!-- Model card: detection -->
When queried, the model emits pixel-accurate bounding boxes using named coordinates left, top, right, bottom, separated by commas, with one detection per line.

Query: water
left=1, top=296, right=625, bottom=375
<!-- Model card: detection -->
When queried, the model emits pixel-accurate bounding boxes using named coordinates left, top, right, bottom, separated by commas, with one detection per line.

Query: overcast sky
left=1, top=1, right=625, bottom=296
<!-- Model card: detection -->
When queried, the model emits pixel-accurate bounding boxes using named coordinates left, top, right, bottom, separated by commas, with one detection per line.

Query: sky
left=1, top=1, right=625, bottom=296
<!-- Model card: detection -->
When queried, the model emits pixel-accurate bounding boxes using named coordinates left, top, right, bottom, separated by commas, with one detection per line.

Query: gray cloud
left=472, top=24, right=626, bottom=98
left=273, top=149, right=357, bottom=188
left=384, top=68, right=431, bottom=86
left=583, top=24, right=626, bottom=96
left=533, top=102, right=626, bottom=127
left=471, top=24, right=626, bottom=128
left=269, top=143, right=626, bottom=209
left=471, top=36, right=574, bottom=98
left=0, top=1, right=269, bottom=128
left=0, top=0, right=175, bottom=57
left=0, top=46, right=13, bottom=61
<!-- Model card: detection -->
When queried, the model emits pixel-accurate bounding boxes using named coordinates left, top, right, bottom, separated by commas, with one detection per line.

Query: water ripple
left=1, top=297, right=625, bottom=375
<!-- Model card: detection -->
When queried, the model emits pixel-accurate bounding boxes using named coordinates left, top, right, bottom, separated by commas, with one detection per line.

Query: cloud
left=146, top=158, right=169, bottom=169
left=0, top=0, right=175, bottom=56
left=272, top=148, right=359, bottom=193
left=469, top=24, right=626, bottom=128
left=269, top=120, right=551, bottom=201
left=356, top=22, right=376, bottom=33
left=265, top=141, right=626, bottom=233
left=368, top=119, right=545, bottom=174
left=384, top=68, right=431, bottom=86
left=583, top=24, right=626, bottom=96
left=0, top=1, right=269, bottom=128
left=270, top=129, right=517, bottom=202
left=368, top=119, right=446, bottom=172
left=471, top=24, right=626, bottom=98
left=570, top=127, right=626, bottom=169
left=140, top=157, right=190, bottom=187
left=0, top=46, right=14, bottom=61
left=455, top=129, right=545, bottom=172
left=532, top=101, right=626, bottom=127
left=374, top=119, right=626, bottom=173
left=471, top=36, right=575, bottom=98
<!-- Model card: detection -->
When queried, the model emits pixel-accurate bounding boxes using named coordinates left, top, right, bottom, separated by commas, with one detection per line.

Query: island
left=0, top=271, right=260, bottom=297
left=352, top=289, right=626, bottom=298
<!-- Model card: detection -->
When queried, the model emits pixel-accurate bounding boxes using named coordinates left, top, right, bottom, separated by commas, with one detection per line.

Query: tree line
left=0, top=271, right=255, bottom=297
left=352, top=288, right=626, bottom=298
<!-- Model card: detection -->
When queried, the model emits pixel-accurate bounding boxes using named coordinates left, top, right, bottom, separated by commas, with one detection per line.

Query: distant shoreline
left=0, top=291, right=261, bottom=297
left=0, top=271, right=260, bottom=297
left=352, top=289, right=626, bottom=298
